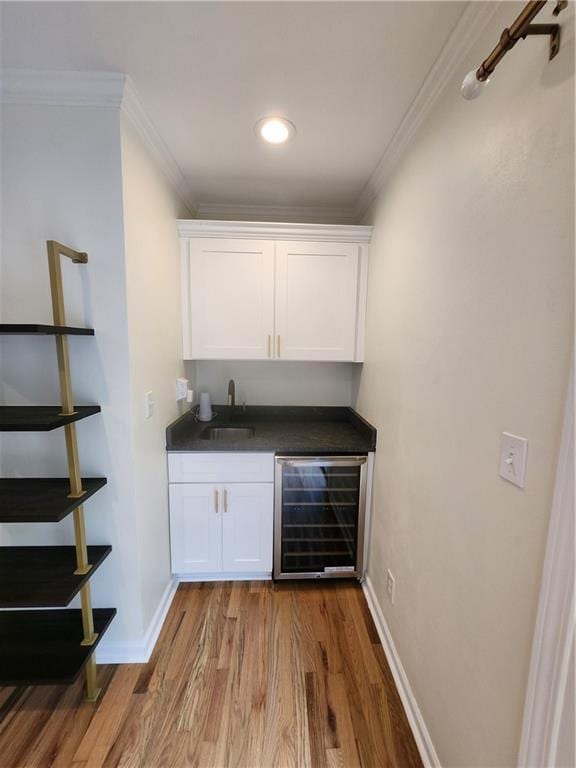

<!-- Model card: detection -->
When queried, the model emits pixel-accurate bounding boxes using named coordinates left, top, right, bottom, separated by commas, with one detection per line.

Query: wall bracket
left=523, top=23, right=561, bottom=60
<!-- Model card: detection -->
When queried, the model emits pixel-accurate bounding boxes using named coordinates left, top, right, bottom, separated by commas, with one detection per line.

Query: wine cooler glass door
left=274, top=457, right=367, bottom=579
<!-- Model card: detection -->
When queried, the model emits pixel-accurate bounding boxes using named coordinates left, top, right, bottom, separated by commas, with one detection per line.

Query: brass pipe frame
left=476, top=0, right=561, bottom=81
left=46, top=241, right=100, bottom=702
left=84, top=657, right=100, bottom=703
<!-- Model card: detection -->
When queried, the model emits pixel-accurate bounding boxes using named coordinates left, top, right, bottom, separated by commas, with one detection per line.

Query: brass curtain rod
left=476, top=0, right=566, bottom=82
left=461, top=0, right=567, bottom=99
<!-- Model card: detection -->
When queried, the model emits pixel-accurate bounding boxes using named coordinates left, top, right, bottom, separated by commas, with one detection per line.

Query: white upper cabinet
left=275, top=240, right=360, bottom=361
left=179, top=221, right=371, bottom=362
left=186, top=238, right=274, bottom=359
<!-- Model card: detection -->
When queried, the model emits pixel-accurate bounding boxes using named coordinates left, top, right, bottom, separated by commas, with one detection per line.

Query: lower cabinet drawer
left=168, top=452, right=275, bottom=484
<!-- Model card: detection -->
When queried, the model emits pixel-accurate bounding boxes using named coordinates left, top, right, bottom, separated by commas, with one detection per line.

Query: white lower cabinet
left=221, top=483, right=274, bottom=572
left=169, top=484, right=222, bottom=573
left=169, top=481, right=273, bottom=577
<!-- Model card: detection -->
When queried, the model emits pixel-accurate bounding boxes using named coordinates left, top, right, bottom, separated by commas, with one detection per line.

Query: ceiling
left=1, top=1, right=467, bottom=219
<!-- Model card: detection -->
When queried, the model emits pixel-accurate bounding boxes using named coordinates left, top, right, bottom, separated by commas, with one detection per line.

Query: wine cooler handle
left=277, top=456, right=367, bottom=467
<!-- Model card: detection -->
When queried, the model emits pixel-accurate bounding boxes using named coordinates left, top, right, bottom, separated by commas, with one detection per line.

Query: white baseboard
left=95, top=577, right=179, bottom=664
left=362, top=574, right=441, bottom=768
left=177, top=572, right=271, bottom=582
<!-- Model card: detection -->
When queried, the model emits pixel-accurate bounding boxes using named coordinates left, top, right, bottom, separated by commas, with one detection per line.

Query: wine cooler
left=274, top=456, right=367, bottom=580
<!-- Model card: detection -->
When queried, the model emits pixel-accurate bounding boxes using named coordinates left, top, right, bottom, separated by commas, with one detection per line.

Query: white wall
left=0, top=102, right=145, bottom=646
left=0, top=95, right=186, bottom=657
left=120, top=113, right=185, bottom=630
left=354, top=3, right=574, bottom=766
left=188, top=360, right=357, bottom=406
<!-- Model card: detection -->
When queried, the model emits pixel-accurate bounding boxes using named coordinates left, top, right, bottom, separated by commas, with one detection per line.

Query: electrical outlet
left=386, top=569, right=396, bottom=604
left=176, top=377, right=189, bottom=401
left=144, top=391, right=154, bottom=419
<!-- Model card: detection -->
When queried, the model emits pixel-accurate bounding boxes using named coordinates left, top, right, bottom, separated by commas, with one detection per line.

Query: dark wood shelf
left=0, top=324, right=94, bottom=336
left=0, top=477, right=107, bottom=523
left=0, top=406, right=101, bottom=431
left=0, top=546, right=112, bottom=607
left=0, top=608, right=116, bottom=686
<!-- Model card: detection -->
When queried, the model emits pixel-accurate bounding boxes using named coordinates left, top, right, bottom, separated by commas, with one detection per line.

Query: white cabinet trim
left=177, top=219, right=372, bottom=243
left=179, top=221, right=371, bottom=361
left=178, top=572, right=271, bottom=582
left=518, top=362, right=574, bottom=767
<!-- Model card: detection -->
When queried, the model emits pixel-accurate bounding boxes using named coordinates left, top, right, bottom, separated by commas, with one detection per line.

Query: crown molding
left=121, top=77, right=197, bottom=215
left=355, top=1, right=501, bottom=220
left=177, top=219, right=372, bottom=243
left=1, top=69, right=197, bottom=215
left=196, top=202, right=357, bottom=225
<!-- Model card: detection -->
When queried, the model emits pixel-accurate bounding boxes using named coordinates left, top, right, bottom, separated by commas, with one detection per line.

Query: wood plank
left=0, top=405, right=101, bottom=432
left=326, top=747, right=345, bottom=768
left=326, top=672, right=362, bottom=768
left=0, top=477, right=107, bottom=523
left=18, top=666, right=116, bottom=768
left=0, top=324, right=94, bottom=336
left=0, top=685, right=63, bottom=768
left=305, top=671, right=328, bottom=768
left=0, top=609, right=116, bottom=686
left=71, top=665, right=141, bottom=767
left=0, top=581, right=423, bottom=768
left=0, top=545, right=112, bottom=607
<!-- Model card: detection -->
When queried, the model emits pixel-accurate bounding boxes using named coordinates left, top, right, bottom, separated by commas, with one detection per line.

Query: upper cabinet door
left=275, top=241, right=361, bottom=361
left=186, top=238, right=275, bottom=359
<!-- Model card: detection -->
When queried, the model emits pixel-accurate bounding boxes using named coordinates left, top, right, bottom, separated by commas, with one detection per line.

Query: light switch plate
left=499, top=432, right=528, bottom=489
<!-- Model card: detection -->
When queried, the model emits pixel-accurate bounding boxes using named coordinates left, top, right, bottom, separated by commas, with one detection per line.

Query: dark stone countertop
left=166, top=406, right=376, bottom=455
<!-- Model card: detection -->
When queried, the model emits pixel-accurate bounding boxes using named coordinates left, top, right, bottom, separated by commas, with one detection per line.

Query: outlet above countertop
left=165, top=406, right=376, bottom=454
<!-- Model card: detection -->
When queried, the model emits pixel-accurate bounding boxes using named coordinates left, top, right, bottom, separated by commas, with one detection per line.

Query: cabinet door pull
left=267, top=334, right=271, bottom=358
left=214, top=488, right=219, bottom=513
left=277, top=335, right=281, bottom=358
left=223, top=488, right=228, bottom=513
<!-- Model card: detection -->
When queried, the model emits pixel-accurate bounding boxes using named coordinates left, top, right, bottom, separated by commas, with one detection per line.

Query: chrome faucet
left=227, top=379, right=235, bottom=409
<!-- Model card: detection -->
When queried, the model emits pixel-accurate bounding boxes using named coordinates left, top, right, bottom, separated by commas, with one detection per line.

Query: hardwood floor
left=0, top=581, right=422, bottom=768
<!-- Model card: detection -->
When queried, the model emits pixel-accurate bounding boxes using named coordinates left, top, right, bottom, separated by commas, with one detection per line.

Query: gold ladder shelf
left=0, top=242, right=114, bottom=702
left=48, top=241, right=101, bottom=701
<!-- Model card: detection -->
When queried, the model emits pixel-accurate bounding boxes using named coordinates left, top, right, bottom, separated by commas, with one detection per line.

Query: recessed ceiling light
left=255, top=116, right=296, bottom=145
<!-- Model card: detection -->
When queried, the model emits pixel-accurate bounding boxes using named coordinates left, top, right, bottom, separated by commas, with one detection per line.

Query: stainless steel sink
left=200, top=426, right=255, bottom=440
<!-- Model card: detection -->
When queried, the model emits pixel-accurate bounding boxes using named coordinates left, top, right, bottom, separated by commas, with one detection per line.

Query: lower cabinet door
left=222, top=483, right=274, bottom=573
left=169, top=484, right=222, bottom=573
